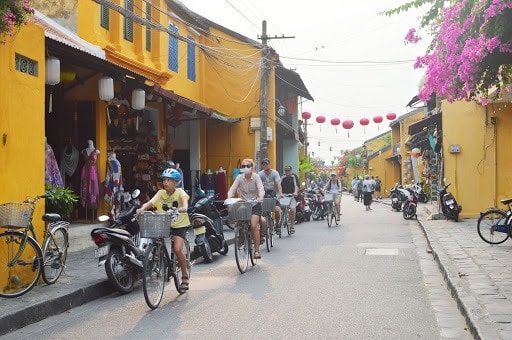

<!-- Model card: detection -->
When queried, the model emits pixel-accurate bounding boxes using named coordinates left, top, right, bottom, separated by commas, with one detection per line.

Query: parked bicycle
left=137, top=210, right=191, bottom=309
left=0, top=195, right=69, bottom=298
left=477, top=198, right=512, bottom=245
left=323, top=193, right=339, bottom=228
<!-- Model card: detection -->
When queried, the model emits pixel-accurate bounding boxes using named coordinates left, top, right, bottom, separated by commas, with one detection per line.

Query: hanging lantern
left=359, top=117, right=369, bottom=134
left=330, top=117, right=340, bottom=134
left=99, top=76, right=115, bottom=125
left=342, top=119, right=354, bottom=137
left=386, top=112, right=397, bottom=121
left=373, top=115, right=383, bottom=130
left=45, top=57, right=60, bottom=113
left=302, top=111, right=311, bottom=120
left=131, top=88, right=145, bottom=110
left=316, top=115, right=326, bottom=123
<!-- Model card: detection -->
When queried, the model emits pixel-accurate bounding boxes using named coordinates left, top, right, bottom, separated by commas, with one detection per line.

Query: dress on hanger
left=104, top=154, right=124, bottom=218
left=80, top=149, right=100, bottom=209
left=59, top=144, right=79, bottom=187
left=200, top=172, right=216, bottom=197
left=45, top=143, right=64, bottom=187
left=215, top=168, right=227, bottom=200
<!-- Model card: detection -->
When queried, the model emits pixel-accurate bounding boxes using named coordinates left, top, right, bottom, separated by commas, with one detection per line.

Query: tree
left=382, top=0, right=512, bottom=103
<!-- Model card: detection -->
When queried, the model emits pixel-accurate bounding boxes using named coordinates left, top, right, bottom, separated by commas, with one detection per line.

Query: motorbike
left=390, top=184, right=410, bottom=212
left=438, top=181, right=462, bottom=222
left=409, top=181, right=429, bottom=203
left=90, top=189, right=149, bottom=294
left=188, top=189, right=229, bottom=263
left=311, top=188, right=327, bottom=220
left=402, top=187, right=418, bottom=220
left=295, top=189, right=312, bottom=223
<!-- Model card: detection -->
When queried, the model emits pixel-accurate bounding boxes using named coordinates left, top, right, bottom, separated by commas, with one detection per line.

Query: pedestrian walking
left=375, top=176, right=382, bottom=199
left=362, top=175, right=373, bottom=210
left=356, top=177, right=363, bottom=202
left=351, top=176, right=358, bottom=201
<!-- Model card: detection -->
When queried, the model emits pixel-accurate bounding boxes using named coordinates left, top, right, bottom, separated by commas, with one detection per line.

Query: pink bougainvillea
left=0, top=0, right=34, bottom=43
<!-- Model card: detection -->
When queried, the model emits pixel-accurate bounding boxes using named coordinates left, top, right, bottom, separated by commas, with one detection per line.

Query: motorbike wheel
left=105, top=248, right=135, bottom=294
left=419, top=193, right=429, bottom=203
left=218, top=239, right=229, bottom=255
left=403, top=205, right=416, bottom=220
left=200, top=240, right=214, bottom=263
left=312, top=207, right=322, bottom=220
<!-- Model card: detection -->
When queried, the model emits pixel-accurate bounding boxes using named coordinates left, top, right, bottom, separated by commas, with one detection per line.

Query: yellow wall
left=0, top=24, right=46, bottom=237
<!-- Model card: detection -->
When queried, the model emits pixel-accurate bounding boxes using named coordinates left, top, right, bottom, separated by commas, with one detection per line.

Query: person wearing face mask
left=227, top=158, right=266, bottom=259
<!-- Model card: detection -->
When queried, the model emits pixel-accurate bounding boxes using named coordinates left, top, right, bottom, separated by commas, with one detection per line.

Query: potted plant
left=45, top=184, right=79, bottom=220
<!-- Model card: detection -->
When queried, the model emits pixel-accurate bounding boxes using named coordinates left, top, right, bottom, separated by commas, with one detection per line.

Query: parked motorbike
left=188, top=189, right=229, bottom=262
left=90, top=189, right=148, bottom=294
left=438, top=181, right=462, bottom=222
left=389, top=184, right=410, bottom=212
left=402, top=187, right=418, bottom=220
left=295, top=188, right=312, bottom=223
left=311, top=188, right=327, bottom=220
left=409, top=181, right=429, bottom=203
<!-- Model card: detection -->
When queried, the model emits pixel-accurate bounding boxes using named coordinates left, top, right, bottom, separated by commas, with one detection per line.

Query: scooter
left=438, top=181, right=462, bottom=222
left=402, top=187, right=418, bottom=220
left=295, top=188, right=312, bottom=223
left=188, top=189, right=229, bottom=263
left=409, top=181, right=429, bottom=203
left=389, top=184, right=410, bottom=212
left=90, top=189, right=149, bottom=294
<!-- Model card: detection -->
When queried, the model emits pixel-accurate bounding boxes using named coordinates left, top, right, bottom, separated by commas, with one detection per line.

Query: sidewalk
left=1, top=201, right=512, bottom=338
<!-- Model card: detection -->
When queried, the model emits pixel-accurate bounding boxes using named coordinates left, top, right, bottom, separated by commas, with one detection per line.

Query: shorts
left=171, top=226, right=189, bottom=240
left=251, top=202, right=262, bottom=216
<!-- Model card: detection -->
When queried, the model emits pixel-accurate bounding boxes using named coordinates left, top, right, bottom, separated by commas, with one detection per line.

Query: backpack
left=370, top=183, right=375, bottom=191
left=357, top=180, right=363, bottom=190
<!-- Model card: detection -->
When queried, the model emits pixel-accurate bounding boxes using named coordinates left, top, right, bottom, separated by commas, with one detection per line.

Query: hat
left=284, top=165, right=292, bottom=170
left=261, top=158, right=270, bottom=165
left=331, top=171, right=337, bottom=176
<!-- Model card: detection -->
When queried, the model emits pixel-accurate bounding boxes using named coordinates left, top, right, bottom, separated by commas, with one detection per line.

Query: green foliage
left=298, top=156, right=315, bottom=184
left=45, top=185, right=79, bottom=220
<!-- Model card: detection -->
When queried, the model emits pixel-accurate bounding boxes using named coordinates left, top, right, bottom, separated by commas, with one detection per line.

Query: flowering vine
left=0, top=0, right=34, bottom=44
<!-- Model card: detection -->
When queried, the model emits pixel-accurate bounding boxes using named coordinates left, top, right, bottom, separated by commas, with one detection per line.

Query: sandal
left=179, top=276, right=189, bottom=292
left=290, top=226, right=295, bottom=234
left=254, top=251, right=261, bottom=259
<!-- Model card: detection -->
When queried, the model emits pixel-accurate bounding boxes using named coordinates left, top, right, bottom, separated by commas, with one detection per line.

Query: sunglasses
left=285, top=169, right=291, bottom=172
left=241, top=164, right=252, bottom=168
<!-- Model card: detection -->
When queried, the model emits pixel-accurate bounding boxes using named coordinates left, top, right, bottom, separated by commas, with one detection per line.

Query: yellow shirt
left=150, top=189, right=190, bottom=228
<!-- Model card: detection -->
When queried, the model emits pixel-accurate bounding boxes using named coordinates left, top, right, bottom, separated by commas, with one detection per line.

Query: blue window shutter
left=168, top=24, right=178, bottom=72
left=123, top=0, right=133, bottom=42
left=187, top=36, right=196, bottom=81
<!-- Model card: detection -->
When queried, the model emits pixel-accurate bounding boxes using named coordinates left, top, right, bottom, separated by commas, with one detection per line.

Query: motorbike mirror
left=131, top=189, right=141, bottom=199
left=98, top=215, right=110, bottom=222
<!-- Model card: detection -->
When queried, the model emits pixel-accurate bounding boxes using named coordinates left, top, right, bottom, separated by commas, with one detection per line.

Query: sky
left=179, top=0, right=430, bottom=161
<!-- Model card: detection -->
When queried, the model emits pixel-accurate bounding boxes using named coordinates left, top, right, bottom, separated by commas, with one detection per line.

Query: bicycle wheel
left=326, top=204, right=332, bottom=228
left=173, top=238, right=191, bottom=293
left=143, top=242, right=166, bottom=309
left=477, top=209, right=510, bottom=245
left=276, top=210, right=283, bottom=239
left=234, top=224, right=249, bottom=273
left=334, top=205, right=340, bottom=226
left=42, top=226, right=68, bottom=285
left=265, top=214, right=273, bottom=252
left=283, top=208, right=291, bottom=236
left=268, top=214, right=274, bottom=249
left=0, top=231, right=43, bottom=298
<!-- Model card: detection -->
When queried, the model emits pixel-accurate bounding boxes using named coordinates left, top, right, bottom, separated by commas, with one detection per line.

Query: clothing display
left=215, top=168, right=227, bottom=200
left=45, top=142, right=64, bottom=187
left=104, top=153, right=124, bottom=218
left=80, top=148, right=100, bottom=209
left=59, top=144, right=79, bottom=187
left=200, top=171, right=216, bottom=197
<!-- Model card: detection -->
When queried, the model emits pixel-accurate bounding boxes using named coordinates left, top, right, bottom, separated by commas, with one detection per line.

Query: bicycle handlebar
left=23, top=195, right=46, bottom=204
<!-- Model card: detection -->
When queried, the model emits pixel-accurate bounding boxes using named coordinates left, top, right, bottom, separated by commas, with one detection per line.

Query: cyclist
left=136, top=168, right=191, bottom=293
left=227, top=158, right=266, bottom=259
left=324, top=171, right=342, bottom=219
left=258, top=158, right=283, bottom=230
left=280, top=165, right=299, bottom=234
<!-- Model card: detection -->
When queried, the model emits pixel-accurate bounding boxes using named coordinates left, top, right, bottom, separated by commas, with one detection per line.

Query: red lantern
left=373, top=115, right=383, bottom=130
left=359, top=117, right=369, bottom=134
left=302, top=111, right=311, bottom=120
left=316, top=115, right=326, bottom=123
left=330, top=118, right=340, bottom=125
left=342, top=119, right=354, bottom=137
left=386, top=112, right=396, bottom=120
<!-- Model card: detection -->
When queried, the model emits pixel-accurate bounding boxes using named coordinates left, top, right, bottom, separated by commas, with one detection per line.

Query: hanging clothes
left=59, top=144, right=79, bottom=187
left=200, top=171, right=216, bottom=197
left=104, top=154, right=124, bottom=218
left=80, top=149, right=100, bottom=209
left=45, top=142, right=63, bottom=187
left=215, top=169, right=227, bottom=200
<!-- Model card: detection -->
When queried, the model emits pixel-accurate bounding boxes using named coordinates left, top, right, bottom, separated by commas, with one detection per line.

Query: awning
left=275, top=67, right=314, bottom=101
left=406, top=95, right=421, bottom=107
left=210, top=111, right=241, bottom=123
left=152, top=85, right=212, bottom=115
left=408, top=113, right=441, bottom=135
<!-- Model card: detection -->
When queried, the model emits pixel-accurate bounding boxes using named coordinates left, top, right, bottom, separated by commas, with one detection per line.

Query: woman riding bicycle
left=227, top=158, right=266, bottom=259
left=324, top=171, right=342, bottom=219
left=136, top=168, right=191, bottom=292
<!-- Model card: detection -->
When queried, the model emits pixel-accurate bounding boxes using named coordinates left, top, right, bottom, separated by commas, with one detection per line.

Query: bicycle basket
left=136, top=213, right=174, bottom=238
left=262, top=198, right=276, bottom=213
left=0, top=203, right=34, bottom=228
left=324, top=193, right=335, bottom=202
left=227, top=202, right=253, bottom=221
left=278, top=196, right=293, bottom=207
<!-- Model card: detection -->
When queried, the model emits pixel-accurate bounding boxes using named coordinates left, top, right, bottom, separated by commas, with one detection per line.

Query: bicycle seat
left=501, top=198, right=512, bottom=205
left=43, top=213, right=62, bottom=222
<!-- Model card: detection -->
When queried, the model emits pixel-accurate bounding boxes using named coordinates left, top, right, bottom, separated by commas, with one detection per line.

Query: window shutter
left=123, top=0, right=133, bottom=42
left=100, top=5, right=109, bottom=29
left=168, top=24, right=178, bottom=72
left=145, top=3, right=151, bottom=51
left=187, top=36, right=196, bottom=81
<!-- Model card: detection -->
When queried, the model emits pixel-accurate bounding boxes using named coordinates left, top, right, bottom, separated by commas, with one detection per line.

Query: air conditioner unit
left=249, top=118, right=261, bottom=131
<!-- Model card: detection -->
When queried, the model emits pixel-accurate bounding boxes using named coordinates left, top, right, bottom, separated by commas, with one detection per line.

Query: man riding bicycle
left=258, top=158, right=283, bottom=230
left=280, top=165, right=299, bottom=234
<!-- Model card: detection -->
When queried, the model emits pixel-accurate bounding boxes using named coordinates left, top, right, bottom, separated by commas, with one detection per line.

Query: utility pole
left=258, top=20, right=294, bottom=162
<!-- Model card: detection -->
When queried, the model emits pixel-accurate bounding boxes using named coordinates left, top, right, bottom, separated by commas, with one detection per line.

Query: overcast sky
left=179, top=0, right=430, bottom=161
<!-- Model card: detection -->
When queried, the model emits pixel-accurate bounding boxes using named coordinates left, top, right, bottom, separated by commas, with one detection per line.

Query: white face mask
left=241, top=166, right=252, bottom=174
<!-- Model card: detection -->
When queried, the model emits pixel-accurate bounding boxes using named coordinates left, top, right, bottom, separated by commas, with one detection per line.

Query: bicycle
left=477, top=198, right=512, bottom=245
left=262, top=197, right=276, bottom=252
left=137, top=210, right=191, bottom=309
left=277, top=194, right=294, bottom=237
left=226, top=200, right=256, bottom=274
left=0, top=195, right=69, bottom=298
left=323, top=193, right=339, bottom=228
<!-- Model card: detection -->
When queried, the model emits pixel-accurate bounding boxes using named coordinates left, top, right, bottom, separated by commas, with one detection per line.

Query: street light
left=275, top=99, right=286, bottom=116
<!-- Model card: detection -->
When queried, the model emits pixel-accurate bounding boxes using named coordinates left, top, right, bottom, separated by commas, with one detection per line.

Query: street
left=8, top=198, right=472, bottom=339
